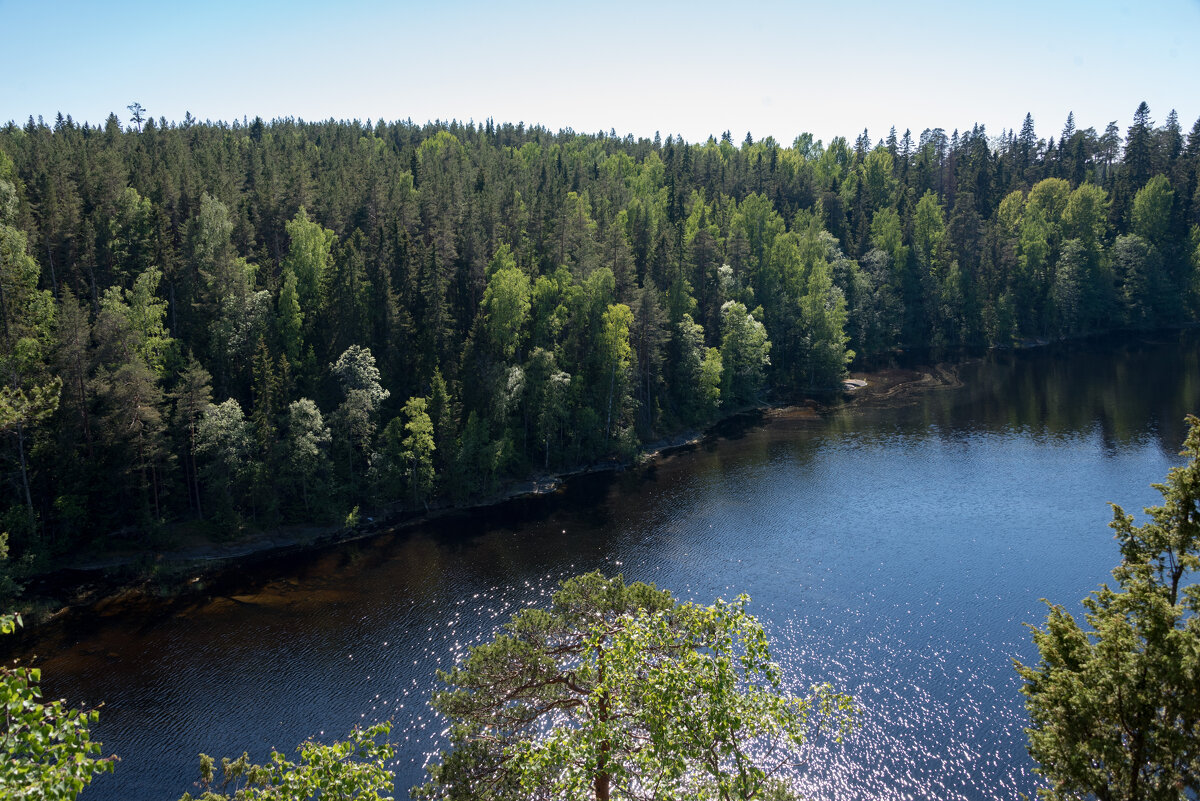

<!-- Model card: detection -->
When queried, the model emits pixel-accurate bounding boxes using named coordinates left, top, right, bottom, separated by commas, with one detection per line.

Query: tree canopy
left=2, top=104, right=1200, bottom=586
left=1016, top=415, right=1200, bottom=801
left=416, top=572, right=855, bottom=801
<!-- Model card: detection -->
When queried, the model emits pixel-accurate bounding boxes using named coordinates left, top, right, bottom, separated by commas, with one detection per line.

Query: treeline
left=0, top=105, right=1198, bottom=575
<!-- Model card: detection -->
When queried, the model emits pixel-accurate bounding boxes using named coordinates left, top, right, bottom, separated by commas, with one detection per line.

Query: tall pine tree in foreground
left=1017, top=416, right=1200, bottom=801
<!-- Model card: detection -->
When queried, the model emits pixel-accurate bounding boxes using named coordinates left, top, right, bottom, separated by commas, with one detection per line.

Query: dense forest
left=1, top=104, right=1198, bottom=586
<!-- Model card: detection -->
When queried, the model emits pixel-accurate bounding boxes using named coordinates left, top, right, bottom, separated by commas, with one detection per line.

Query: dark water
left=25, top=331, right=1200, bottom=800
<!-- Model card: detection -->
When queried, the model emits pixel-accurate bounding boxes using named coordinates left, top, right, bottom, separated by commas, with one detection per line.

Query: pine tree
left=1017, top=416, right=1200, bottom=801
left=1061, top=111, right=1076, bottom=143
left=171, top=357, right=212, bottom=518
left=1124, top=102, right=1155, bottom=190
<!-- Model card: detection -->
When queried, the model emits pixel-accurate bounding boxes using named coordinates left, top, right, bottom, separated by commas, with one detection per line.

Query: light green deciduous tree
left=399, top=396, right=436, bottom=507
left=482, top=247, right=531, bottom=362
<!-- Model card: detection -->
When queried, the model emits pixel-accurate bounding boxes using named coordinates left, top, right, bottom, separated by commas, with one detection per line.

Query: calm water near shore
left=28, top=330, right=1200, bottom=800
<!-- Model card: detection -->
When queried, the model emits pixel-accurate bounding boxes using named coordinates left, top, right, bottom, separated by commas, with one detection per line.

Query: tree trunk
left=151, top=461, right=161, bottom=520
left=169, top=282, right=179, bottom=341
left=594, top=756, right=610, bottom=801
left=86, top=261, right=99, bottom=311
left=593, top=644, right=611, bottom=801
left=75, top=365, right=93, bottom=459
left=190, top=422, right=203, bottom=519
left=16, top=419, right=33, bottom=514
left=594, top=689, right=610, bottom=801
left=605, top=364, right=616, bottom=440
left=45, top=243, right=59, bottom=298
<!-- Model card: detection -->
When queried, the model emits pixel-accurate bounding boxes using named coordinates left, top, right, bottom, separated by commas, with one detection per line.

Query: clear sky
left=3, top=0, right=1198, bottom=146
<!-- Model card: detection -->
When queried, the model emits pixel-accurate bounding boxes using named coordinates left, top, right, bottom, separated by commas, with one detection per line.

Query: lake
left=26, top=330, right=1200, bottom=800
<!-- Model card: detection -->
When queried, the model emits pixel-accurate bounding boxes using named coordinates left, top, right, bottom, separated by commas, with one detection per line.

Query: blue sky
left=3, top=0, right=1197, bottom=145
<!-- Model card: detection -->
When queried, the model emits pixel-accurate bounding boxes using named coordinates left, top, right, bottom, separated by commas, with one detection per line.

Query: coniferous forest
left=1, top=105, right=1199, bottom=584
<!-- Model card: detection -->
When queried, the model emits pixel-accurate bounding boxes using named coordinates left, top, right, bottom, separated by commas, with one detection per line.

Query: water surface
left=28, top=331, right=1200, bottom=800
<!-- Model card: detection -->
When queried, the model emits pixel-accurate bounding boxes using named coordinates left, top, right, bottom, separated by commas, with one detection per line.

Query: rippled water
left=24, top=332, right=1200, bottom=800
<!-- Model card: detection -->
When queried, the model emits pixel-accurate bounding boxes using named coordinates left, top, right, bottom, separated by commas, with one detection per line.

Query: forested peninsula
left=1, top=105, right=1199, bottom=598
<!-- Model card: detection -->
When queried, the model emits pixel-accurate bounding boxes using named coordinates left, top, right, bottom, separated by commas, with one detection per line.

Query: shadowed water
left=25, top=331, right=1200, bottom=800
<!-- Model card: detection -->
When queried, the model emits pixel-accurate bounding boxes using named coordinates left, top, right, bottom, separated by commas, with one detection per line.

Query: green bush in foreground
left=178, top=722, right=395, bottom=801
left=1, top=612, right=117, bottom=801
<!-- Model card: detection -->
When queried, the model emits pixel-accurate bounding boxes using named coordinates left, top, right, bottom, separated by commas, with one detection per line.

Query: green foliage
left=1062, top=184, right=1109, bottom=253
left=1, top=613, right=117, bottom=800
left=1027, top=179, right=1071, bottom=231
left=416, top=573, right=854, bottom=801
left=105, top=187, right=155, bottom=286
left=451, top=411, right=510, bottom=500
left=426, top=368, right=455, bottom=474
left=1016, top=415, right=1200, bottom=801
left=912, top=191, right=949, bottom=282
left=277, top=398, right=332, bottom=517
left=1, top=221, right=56, bottom=372
left=331, top=346, right=389, bottom=407
left=0, top=532, right=14, bottom=602
left=100, top=265, right=175, bottom=374
left=1051, top=239, right=1087, bottom=335
left=400, top=396, right=436, bottom=506
left=857, top=148, right=898, bottom=213
left=284, top=208, right=336, bottom=315
left=482, top=255, right=531, bottom=361
left=526, top=349, right=570, bottom=469
left=670, top=314, right=712, bottom=423
left=0, top=176, right=17, bottom=228
left=719, top=301, right=771, bottom=407
left=699, top=347, right=723, bottom=416
left=179, top=722, right=395, bottom=801
left=1191, top=225, right=1200, bottom=313
left=869, top=207, right=906, bottom=270
left=798, top=258, right=853, bottom=388
left=190, top=193, right=237, bottom=296
left=2, top=106, right=1199, bottom=556
left=1131, top=175, right=1174, bottom=250
left=0, top=381, right=62, bottom=433
left=598, top=303, right=634, bottom=439
left=1113, top=234, right=1168, bottom=326
left=331, top=345, right=390, bottom=489
left=196, top=398, right=253, bottom=525
left=277, top=268, right=304, bottom=365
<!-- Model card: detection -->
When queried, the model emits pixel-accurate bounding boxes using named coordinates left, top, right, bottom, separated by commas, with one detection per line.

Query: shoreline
left=8, top=360, right=960, bottom=631
left=27, top=322, right=1196, bottom=628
